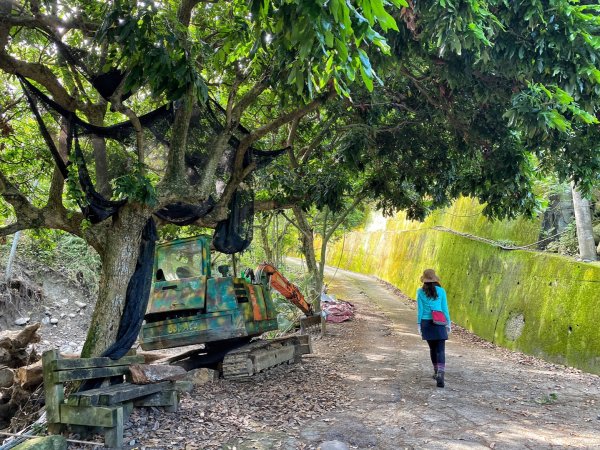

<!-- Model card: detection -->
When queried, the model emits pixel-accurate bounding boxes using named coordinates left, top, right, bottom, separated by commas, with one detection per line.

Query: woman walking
left=416, top=269, right=451, bottom=388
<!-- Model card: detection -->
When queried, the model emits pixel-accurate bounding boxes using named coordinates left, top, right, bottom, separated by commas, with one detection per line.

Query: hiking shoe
left=436, top=371, right=445, bottom=388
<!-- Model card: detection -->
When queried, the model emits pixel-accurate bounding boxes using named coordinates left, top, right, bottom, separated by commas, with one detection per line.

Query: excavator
left=138, top=235, right=322, bottom=379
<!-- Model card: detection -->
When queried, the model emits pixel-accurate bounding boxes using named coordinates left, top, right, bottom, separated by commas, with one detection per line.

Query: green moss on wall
left=383, top=197, right=542, bottom=246
left=327, top=227, right=600, bottom=375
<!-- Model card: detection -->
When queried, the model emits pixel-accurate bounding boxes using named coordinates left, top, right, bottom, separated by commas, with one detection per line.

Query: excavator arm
left=255, top=263, right=315, bottom=317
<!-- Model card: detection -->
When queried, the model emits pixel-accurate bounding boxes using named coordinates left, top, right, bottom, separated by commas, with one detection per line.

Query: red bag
left=432, top=310, right=447, bottom=326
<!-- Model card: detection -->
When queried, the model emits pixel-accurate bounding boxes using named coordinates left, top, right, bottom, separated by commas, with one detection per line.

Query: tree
left=255, top=0, right=600, bottom=292
left=571, top=183, right=598, bottom=261
left=0, top=0, right=403, bottom=356
left=2, top=0, right=600, bottom=357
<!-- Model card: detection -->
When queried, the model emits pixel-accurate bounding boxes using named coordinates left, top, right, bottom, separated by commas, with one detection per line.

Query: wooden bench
left=42, top=349, right=185, bottom=448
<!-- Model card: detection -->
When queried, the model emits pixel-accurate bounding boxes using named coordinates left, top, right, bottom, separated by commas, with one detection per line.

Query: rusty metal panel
left=260, top=286, right=278, bottom=320
left=206, top=278, right=238, bottom=312
left=244, top=318, right=279, bottom=336
left=247, top=284, right=268, bottom=321
left=139, top=310, right=247, bottom=350
left=146, top=277, right=207, bottom=314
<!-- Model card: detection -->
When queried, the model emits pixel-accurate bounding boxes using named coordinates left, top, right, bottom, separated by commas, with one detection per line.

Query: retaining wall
left=326, top=203, right=600, bottom=374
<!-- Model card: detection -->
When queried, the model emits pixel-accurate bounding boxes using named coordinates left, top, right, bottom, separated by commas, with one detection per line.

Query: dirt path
left=113, top=266, right=600, bottom=450
left=305, top=267, right=600, bottom=449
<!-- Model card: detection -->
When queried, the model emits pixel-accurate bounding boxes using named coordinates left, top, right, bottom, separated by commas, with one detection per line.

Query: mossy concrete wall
left=371, top=197, right=542, bottom=246
left=326, top=201, right=600, bottom=374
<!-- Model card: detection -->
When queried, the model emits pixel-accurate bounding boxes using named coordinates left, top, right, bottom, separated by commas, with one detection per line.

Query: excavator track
left=222, top=335, right=312, bottom=380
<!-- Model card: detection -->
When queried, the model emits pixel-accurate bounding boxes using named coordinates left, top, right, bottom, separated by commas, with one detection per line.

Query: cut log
left=129, top=364, right=186, bottom=384
left=16, top=360, right=42, bottom=390
left=0, top=323, right=41, bottom=349
left=0, top=324, right=41, bottom=368
left=0, top=366, right=14, bottom=388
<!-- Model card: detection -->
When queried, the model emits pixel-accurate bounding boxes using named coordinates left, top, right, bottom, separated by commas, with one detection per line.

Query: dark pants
left=427, top=340, right=446, bottom=371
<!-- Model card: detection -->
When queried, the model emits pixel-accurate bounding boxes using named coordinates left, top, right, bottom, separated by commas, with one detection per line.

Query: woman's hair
left=423, top=281, right=440, bottom=299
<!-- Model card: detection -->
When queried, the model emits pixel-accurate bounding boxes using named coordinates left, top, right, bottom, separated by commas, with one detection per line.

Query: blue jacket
left=417, top=286, right=451, bottom=324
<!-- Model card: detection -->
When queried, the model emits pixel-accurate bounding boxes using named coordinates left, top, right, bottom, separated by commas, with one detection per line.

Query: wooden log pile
left=0, top=323, right=42, bottom=428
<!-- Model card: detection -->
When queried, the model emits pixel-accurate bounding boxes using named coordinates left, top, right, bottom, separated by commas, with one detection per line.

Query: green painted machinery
left=139, top=235, right=315, bottom=378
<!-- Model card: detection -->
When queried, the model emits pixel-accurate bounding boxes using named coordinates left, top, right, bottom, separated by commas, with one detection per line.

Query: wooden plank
left=122, top=401, right=133, bottom=421
left=133, top=390, right=177, bottom=408
left=70, top=382, right=130, bottom=407
left=59, top=404, right=120, bottom=427
left=41, top=349, right=63, bottom=425
left=54, top=366, right=130, bottom=383
left=52, top=355, right=144, bottom=371
left=97, top=382, right=169, bottom=405
left=70, top=381, right=167, bottom=406
left=103, top=407, right=124, bottom=449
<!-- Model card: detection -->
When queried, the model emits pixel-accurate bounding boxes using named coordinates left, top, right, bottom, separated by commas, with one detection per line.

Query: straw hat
left=420, top=269, right=440, bottom=283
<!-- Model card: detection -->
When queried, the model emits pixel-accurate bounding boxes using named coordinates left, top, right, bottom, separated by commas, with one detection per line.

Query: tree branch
left=0, top=167, right=36, bottom=216
left=0, top=53, right=79, bottom=111
left=109, top=78, right=145, bottom=167
left=300, top=113, right=338, bottom=165
left=0, top=222, right=23, bottom=237
left=280, top=210, right=312, bottom=239
left=0, top=161, right=89, bottom=244
left=286, top=117, right=300, bottom=169
left=230, top=77, right=270, bottom=125
left=324, top=193, right=365, bottom=242
left=47, top=118, right=69, bottom=207
left=241, top=92, right=333, bottom=149
left=178, top=0, right=203, bottom=26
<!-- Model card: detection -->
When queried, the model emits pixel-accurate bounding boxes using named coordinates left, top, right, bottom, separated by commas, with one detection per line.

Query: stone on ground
left=318, top=441, right=349, bottom=450
left=185, top=367, right=219, bottom=385
left=129, top=364, right=186, bottom=384
left=13, top=436, right=67, bottom=450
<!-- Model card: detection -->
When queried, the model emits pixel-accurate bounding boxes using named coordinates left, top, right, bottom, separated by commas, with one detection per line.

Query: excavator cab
left=139, top=236, right=280, bottom=351
left=139, top=235, right=318, bottom=378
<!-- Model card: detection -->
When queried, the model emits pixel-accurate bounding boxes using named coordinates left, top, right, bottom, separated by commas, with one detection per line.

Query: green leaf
left=360, top=65, right=374, bottom=91
left=357, top=48, right=372, bottom=77
left=546, top=110, right=570, bottom=132
left=371, top=0, right=399, bottom=31
left=296, top=69, right=305, bottom=95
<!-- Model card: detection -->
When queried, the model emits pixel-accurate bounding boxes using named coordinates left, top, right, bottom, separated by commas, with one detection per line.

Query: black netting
left=213, top=188, right=254, bottom=254
left=154, top=198, right=216, bottom=225
left=18, top=61, right=287, bottom=358
left=72, top=131, right=127, bottom=224
left=102, top=218, right=158, bottom=359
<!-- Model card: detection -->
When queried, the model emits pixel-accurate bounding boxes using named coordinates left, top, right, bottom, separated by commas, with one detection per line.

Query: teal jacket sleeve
left=416, top=289, right=423, bottom=323
left=440, top=288, right=451, bottom=324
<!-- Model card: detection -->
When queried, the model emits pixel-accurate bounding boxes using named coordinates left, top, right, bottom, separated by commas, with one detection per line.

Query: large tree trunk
left=292, top=206, right=322, bottom=308
left=571, top=183, right=598, bottom=261
left=81, top=205, right=151, bottom=357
